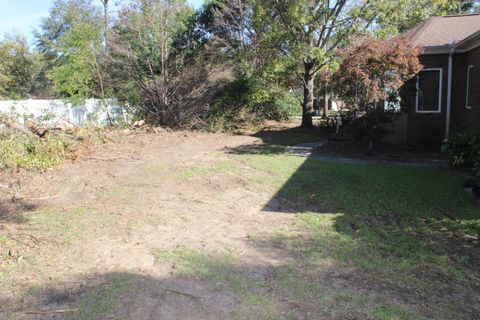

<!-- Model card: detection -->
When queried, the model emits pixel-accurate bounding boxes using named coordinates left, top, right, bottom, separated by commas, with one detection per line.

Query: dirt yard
left=0, top=125, right=479, bottom=320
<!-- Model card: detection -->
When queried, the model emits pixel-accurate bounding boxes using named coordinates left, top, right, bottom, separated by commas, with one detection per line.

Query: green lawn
left=228, top=136, right=480, bottom=319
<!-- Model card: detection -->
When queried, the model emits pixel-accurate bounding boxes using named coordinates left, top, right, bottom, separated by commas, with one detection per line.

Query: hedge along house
left=400, top=14, right=480, bottom=145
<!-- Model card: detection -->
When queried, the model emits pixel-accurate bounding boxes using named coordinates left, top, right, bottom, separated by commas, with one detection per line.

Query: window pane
left=418, top=70, right=440, bottom=111
left=467, top=67, right=473, bottom=108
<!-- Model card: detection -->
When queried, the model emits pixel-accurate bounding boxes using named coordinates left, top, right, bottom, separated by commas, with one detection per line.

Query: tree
left=332, top=36, right=422, bottom=149
left=332, top=36, right=421, bottom=108
left=48, top=20, right=104, bottom=105
left=33, top=0, right=104, bottom=103
left=366, top=0, right=479, bottom=36
left=99, top=0, right=110, bottom=47
left=0, top=33, right=39, bottom=99
left=35, top=0, right=102, bottom=59
left=110, top=0, right=211, bottom=126
left=253, top=0, right=369, bottom=128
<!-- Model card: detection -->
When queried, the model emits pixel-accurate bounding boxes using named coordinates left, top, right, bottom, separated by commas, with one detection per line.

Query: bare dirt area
left=0, top=127, right=479, bottom=320
left=0, top=131, right=299, bottom=319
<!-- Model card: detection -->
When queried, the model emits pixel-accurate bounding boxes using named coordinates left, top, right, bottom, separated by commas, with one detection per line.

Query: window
left=416, top=68, right=442, bottom=113
left=466, top=65, right=473, bottom=109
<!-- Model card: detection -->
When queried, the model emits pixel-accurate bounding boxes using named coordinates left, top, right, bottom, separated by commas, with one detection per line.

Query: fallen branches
left=25, top=308, right=79, bottom=315
left=0, top=114, right=49, bottom=138
left=0, top=113, right=33, bottom=136
left=165, top=288, right=201, bottom=300
left=25, top=118, right=48, bottom=137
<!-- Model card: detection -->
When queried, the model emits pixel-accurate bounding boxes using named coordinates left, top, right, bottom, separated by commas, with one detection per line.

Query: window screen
left=417, top=69, right=441, bottom=112
left=467, top=66, right=473, bottom=108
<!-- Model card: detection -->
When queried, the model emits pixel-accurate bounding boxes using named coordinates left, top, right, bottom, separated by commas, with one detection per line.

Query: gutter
left=445, top=41, right=456, bottom=138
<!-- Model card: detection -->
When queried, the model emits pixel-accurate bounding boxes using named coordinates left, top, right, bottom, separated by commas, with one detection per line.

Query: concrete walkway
left=286, top=142, right=448, bottom=168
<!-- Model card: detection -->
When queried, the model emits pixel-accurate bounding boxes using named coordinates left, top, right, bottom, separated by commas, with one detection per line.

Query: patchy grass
left=152, top=246, right=280, bottom=319
left=372, top=306, right=416, bottom=320
left=26, top=207, right=119, bottom=246
left=0, top=128, right=110, bottom=172
left=152, top=247, right=242, bottom=287
left=180, top=160, right=242, bottom=179
left=77, top=273, right=132, bottom=320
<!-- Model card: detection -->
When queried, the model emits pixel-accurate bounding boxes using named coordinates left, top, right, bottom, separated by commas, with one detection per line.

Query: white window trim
left=466, top=65, right=473, bottom=109
left=416, top=68, right=443, bottom=113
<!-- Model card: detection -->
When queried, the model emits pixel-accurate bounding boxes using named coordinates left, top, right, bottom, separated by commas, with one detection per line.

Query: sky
left=0, top=0, right=204, bottom=44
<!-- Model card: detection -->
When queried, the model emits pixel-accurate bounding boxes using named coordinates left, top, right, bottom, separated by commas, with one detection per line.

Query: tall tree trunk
left=301, top=61, right=315, bottom=128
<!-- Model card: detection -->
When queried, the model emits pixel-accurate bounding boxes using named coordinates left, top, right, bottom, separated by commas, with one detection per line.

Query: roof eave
left=456, top=30, right=480, bottom=50
left=419, top=45, right=451, bottom=55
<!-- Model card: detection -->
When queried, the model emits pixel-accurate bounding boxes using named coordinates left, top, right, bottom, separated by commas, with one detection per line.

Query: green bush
left=351, top=108, right=396, bottom=148
left=442, top=126, right=480, bottom=176
left=205, top=78, right=300, bottom=132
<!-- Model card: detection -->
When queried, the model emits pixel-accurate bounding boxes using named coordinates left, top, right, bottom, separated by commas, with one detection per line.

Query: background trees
left=251, top=0, right=369, bottom=127
left=368, top=0, right=479, bottom=36
left=0, top=33, right=39, bottom=100
left=109, top=0, right=213, bottom=126
left=1, top=0, right=477, bottom=129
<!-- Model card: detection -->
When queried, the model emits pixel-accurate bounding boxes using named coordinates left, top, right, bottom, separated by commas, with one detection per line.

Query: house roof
left=408, top=14, right=480, bottom=52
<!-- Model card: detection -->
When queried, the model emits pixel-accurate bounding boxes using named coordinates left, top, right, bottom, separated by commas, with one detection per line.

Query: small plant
left=442, top=126, right=480, bottom=176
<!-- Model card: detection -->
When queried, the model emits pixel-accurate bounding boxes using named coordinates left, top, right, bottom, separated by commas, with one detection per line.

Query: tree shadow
left=262, top=155, right=479, bottom=263
left=0, top=272, right=240, bottom=319
left=0, top=198, right=40, bottom=224
left=250, top=153, right=480, bottom=316
left=225, top=126, right=480, bottom=317
left=224, top=125, right=322, bottom=156
left=0, top=258, right=321, bottom=320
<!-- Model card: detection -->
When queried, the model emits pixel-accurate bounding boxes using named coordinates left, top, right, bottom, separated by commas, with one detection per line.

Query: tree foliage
left=0, top=33, right=39, bottom=99
left=2, top=0, right=476, bottom=130
left=250, top=0, right=370, bottom=127
left=109, top=0, right=212, bottom=126
left=332, top=36, right=422, bottom=108
left=48, top=21, right=103, bottom=104
left=366, top=0, right=479, bottom=36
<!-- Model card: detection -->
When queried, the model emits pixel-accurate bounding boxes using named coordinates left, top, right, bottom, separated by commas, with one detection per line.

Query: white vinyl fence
left=0, top=99, right=126, bottom=127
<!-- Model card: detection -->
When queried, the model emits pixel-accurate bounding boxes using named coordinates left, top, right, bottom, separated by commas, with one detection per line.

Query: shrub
left=442, top=126, right=480, bottom=176
left=0, top=127, right=110, bottom=172
left=0, top=132, right=73, bottom=171
left=350, top=108, right=396, bottom=149
left=205, top=78, right=300, bottom=132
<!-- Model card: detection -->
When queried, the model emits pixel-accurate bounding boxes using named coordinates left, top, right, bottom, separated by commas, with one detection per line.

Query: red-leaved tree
left=333, top=36, right=422, bottom=109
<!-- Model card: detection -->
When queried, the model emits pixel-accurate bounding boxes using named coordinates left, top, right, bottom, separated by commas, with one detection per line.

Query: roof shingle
left=410, top=14, right=480, bottom=47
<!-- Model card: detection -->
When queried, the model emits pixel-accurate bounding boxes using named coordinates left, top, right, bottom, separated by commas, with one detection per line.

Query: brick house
left=401, top=14, right=480, bottom=145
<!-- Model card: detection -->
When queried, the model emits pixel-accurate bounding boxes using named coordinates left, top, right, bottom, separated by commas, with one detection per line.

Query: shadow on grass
left=0, top=198, right=40, bottom=224
left=225, top=126, right=480, bottom=318
left=0, top=272, right=238, bottom=319
left=0, top=256, right=421, bottom=320
left=263, top=157, right=479, bottom=262
left=224, top=126, right=323, bottom=156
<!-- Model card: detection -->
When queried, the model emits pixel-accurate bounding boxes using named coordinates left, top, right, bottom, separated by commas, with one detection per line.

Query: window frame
left=415, top=68, right=443, bottom=114
left=466, top=65, right=474, bottom=109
